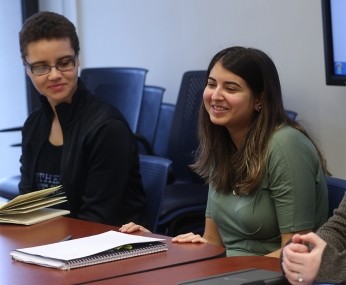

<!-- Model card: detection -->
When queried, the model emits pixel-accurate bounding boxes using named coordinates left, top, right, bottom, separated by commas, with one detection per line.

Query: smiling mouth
left=212, top=105, right=228, bottom=111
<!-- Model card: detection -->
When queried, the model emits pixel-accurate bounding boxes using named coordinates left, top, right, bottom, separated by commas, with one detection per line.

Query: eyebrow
left=28, top=55, right=75, bottom=66
left=208, top=76, right=242, bottom=88
left=224, top=81, right=242, bottom=88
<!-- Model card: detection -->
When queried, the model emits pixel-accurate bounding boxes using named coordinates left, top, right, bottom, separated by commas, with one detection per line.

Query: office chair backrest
left=80, top=67, right=148, bottom=132
left=154, top=71, right=208, bottom=236
left=137, top=86, right=165, bottom=147
left=139, top=154, right=172, bottom=233
left=326, top=176, right=346, bottom=217
left=152, top=103, right=175, bottom=157
left=166, top=70, right=207, bottom=183
left=285, top=110, right=298, bottom=121
left=0, top=174, right=20, bottom=200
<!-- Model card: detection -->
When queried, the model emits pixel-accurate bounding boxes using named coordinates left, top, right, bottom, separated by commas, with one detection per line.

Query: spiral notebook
left=10, top=230, right=167, bottom=270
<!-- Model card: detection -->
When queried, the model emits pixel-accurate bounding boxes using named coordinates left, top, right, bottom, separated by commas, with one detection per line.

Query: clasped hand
left=119, top=223, right=208, bottom=243
left=281, top=233, right=326, bottom=285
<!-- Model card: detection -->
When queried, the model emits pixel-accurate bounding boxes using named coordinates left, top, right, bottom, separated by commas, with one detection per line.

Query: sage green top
left=206, top=126, right=328, bottom=256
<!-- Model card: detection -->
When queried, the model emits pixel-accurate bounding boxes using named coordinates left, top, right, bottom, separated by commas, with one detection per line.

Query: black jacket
left=19, top=79, right=146, bottom=226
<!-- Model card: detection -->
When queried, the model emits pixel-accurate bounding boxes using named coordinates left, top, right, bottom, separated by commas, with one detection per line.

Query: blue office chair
left=2, top=67, right=150, bottom=145
left=80, top=67, right=148, bottom=132
left=285, top=110, right=298, bottom=121
left=156, top=70, right=209, bottom=236
left=326, top=176, right=346, bottom=217
left=136, top=86, right=165, bottom=154
left=165, top=70, right=207, bottom=183
left=0, top=175, right=20, bottom=200
left=152, top=103, right=175, bottom=157
left=139, top=155, right=172, bottom=233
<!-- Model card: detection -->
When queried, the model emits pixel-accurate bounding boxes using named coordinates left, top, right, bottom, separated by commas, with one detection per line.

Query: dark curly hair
left=19, top=11, right=80, bottom=60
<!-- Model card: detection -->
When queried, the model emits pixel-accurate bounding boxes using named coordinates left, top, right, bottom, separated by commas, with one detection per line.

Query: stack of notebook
left=0, top=185, right=69, bottom=225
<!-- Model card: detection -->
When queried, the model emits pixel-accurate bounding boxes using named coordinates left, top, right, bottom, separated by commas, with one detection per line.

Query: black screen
left=321, top=0, right=346, bottom=86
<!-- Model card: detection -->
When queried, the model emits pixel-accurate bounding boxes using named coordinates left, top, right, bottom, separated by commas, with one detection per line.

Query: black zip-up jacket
left=19, top=79, right=146, bottom=226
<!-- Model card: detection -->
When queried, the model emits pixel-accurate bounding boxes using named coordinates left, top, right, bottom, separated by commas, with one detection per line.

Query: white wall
left=76, top=0, right=346, bottom=179
left=0, top=0, right=27, bottom=177
left=3, top=0, right=346, bottom=180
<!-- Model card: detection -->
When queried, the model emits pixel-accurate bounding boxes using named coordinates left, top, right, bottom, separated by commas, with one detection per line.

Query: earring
left=257, top=106, right=262, bottom=112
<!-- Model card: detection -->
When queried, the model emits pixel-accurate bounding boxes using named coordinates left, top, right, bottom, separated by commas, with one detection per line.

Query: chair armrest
left=134, top=133, right=154, bottom=155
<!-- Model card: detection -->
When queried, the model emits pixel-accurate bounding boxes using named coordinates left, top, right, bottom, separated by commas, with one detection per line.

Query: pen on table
left=59, top=235, right=73, bottom=242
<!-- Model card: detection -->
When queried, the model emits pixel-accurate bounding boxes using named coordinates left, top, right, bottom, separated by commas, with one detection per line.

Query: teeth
left=213, top=105, right=226, bottom=111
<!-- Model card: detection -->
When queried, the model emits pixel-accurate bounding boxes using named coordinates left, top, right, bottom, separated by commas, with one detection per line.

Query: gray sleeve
left=315, top=194, right=346, bottom=283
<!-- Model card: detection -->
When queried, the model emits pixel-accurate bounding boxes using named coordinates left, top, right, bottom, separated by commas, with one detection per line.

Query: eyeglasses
left=24, top=55, right=77, bottom=76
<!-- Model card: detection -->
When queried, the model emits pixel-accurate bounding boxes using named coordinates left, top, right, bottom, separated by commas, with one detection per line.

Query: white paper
left=13, top=230, right=165, bottom=261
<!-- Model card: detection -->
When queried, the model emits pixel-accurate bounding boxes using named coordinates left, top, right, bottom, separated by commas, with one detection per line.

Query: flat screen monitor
left=321, top=0, right=346, bottom=86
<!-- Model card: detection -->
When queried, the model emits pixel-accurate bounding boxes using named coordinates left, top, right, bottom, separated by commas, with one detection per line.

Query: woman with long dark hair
left=121, top=46, right=329, bottom=258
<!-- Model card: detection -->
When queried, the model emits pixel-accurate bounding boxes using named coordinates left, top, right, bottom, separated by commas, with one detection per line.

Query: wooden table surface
left=0, top=216, right=225, bottom=285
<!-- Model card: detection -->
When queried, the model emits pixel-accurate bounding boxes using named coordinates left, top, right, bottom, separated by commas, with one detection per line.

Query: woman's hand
left=119, top=222, right=151, bottom=233
left=281, top=233, right=326, bottom=285
left=172, top=232, right=208, bottom=243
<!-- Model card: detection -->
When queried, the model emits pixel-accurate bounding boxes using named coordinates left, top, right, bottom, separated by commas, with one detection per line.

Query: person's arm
left=119, top=217, right=224, bottom=247
left=119, top=190, right=224, bottom=247
left=313, top=194, right=346, bottom=283
left=19, top=111, right=46, bottom=194
left=314, top=242, right=346, bottom=284
left=172, top=217, right=224, bottom=246
left=317, top=194, right=346, bottom=251
left=75, top=120, right=144, bottom=226
left=266, top=230, right=311, bottom=258
left=267, top=128, right=328, bottom=256
left=172, top=187, right=224, bottom=246
left=19, top=130, right=31, bottom=194
left=282, top=197, right=346, bottom=284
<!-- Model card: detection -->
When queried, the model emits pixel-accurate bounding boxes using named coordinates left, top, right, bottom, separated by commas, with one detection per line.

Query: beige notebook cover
left=0, top=185, right=69, bottom=225
left=0, top=208, right=70, bottom=225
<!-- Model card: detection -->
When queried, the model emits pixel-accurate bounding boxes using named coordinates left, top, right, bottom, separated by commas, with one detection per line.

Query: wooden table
left=82, top=256, right=285, bottom=285
left=0, top=216, right=225, bottom=285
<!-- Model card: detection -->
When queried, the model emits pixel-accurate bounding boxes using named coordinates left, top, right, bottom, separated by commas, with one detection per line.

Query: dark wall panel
left=21, top=0, right=40, bottom=113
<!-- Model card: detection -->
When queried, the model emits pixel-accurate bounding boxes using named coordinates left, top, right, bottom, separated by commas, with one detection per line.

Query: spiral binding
left=61, top=242, right=168, bottom=270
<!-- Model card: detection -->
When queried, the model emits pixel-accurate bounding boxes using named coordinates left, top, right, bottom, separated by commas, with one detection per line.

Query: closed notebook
left=10, top=230, right=167, bottom=270
left=0, top=207, right=70, bottom=225
left=0, top=185, right=70, bottom=225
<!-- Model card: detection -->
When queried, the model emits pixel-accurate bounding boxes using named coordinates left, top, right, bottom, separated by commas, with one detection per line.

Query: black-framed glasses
left=24, top=55, right=77, bottom=76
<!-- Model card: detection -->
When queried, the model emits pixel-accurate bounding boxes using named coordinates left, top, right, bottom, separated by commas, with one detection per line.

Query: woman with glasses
left=18, top=11, right=146, bottom=226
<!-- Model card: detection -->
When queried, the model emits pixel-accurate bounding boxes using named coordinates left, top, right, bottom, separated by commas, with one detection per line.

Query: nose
left=211, top=86, right=224, bottom=100
left=48, top=66, right=62, bottom=80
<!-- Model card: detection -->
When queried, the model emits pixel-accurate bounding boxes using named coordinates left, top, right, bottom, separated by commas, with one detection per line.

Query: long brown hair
left=191, top=47, right=329, bottom=195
